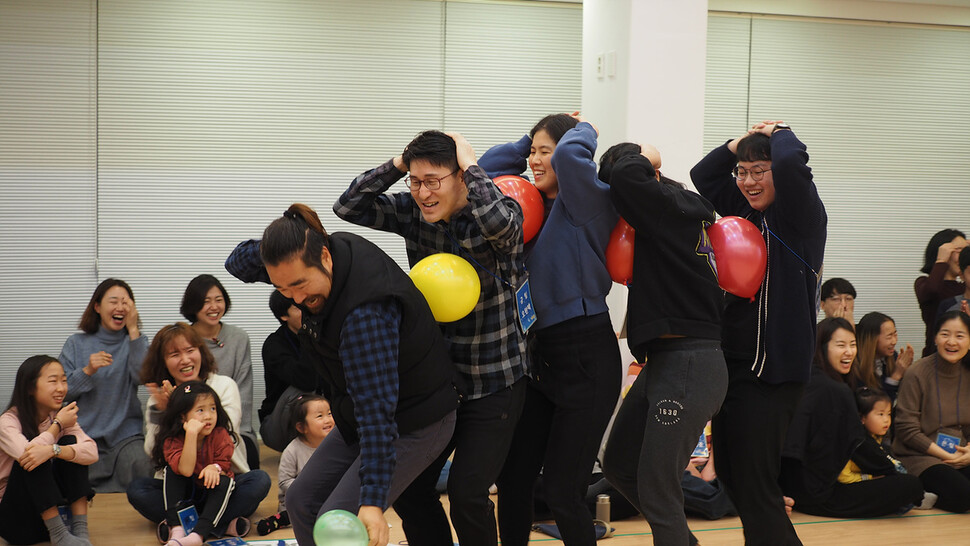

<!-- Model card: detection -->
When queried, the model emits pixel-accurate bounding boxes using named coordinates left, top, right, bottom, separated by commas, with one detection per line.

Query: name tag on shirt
left=178, top=504, right=199, bottom=534
left=516, top=278, right=537, bottom=335
left=936, top=431, right=962, bottom=454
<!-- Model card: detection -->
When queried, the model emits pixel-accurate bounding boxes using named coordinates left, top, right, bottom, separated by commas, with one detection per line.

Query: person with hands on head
left=893, top=311, right=970, bottom=513
left=936, top=246, right=970, bottom=321
left=334, top=130, right=528, bottom=546
left=479, top=113, right=622, bottom=546
left=225, top=203, right=458, bottom=546
left=0, top=355, right=98, bottom=546
left=691, top=120, right=827, bottom=546
left=597, top=142, right=727, bottom=545
left=58, top=279, right=152, bottom=493
left=126, top=323, right=270, bottom=543
left=916, top=229, right=968, bottom=357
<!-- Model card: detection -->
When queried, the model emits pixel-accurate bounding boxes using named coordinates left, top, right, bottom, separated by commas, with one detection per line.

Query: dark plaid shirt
left=225, top=241, right=401, bottom=509
left=334, top=159, right=528, bottom=399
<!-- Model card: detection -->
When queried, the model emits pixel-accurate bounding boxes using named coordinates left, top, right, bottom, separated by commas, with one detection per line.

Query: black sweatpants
left=163, top=466, right=234, bottom=538
left=919, top=464, right=970, bottom=513
left=712, top=359, right=803, bottom=546
left=795, top=475, right=924, bottom=518
left=497, top=312, right=622, bottom=546
left=0, top=437, right=92, bottom=545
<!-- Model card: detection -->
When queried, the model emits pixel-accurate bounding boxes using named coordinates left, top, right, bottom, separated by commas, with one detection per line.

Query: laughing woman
left=126, top=323, right=270, bottom=541
left=181, top=274, right=258, bottom=469
left=58, top=278, right=152, bottom=492
left=894, top=311, right=970, bottom=513
left=0, top=355, right=98, bottom=546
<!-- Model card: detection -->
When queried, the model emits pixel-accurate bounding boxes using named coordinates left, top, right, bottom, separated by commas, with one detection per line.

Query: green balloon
left=313, top=509, right=369, bottom=546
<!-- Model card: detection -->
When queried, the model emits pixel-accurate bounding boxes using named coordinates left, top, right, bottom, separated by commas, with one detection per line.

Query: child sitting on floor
left=153, top=381, right=246, bottom=546
left=257, top=394, right=334, bottom=535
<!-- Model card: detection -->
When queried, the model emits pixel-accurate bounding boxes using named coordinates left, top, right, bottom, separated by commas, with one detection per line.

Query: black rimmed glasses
left=406, top=169, right=458, bottom=191
left=732, top=166, right=771, bottom=182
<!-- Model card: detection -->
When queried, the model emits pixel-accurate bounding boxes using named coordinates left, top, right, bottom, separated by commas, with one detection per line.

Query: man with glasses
left=819, top=277, right=857, bottom=324
left=334, top=130, right=528, bottom=546
left=691, top=121, right=827, bottom=545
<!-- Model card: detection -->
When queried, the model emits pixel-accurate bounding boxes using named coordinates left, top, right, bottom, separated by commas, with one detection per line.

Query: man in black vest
left=225, top=203, right=458, bottom=546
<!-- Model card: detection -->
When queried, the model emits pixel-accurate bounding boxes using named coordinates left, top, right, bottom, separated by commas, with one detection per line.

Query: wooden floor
left=16, top=445, right=969, bottom=545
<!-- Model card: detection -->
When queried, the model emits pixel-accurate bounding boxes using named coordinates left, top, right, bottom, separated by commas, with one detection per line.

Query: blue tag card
left=691, top=432, right=709, bottom=458
left=57, top=505, right=72, bottom=526
left=205, top=538, right=247, bottom=546
left=936, top=431, right=961, bottom=454
left=177, top=504, right=199, bottom=534
left=516, top=278, right=537, bottom=334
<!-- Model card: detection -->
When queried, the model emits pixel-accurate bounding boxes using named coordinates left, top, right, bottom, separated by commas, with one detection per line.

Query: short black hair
left=736, top=132, right=771, bottom=163
left=401, top=130, right=458, bottom=172
left=180, top=274, right=231, bottom=323
left=530, top=114, right=579, bottom=144
left=820, top=278, right=857, bottom=300
left=269, top=290, right=294, bottom=324
left=854, top=386, right=891, bottom=417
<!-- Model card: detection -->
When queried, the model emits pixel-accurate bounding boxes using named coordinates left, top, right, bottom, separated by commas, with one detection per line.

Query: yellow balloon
left=409, top=253, right=481, bottom=322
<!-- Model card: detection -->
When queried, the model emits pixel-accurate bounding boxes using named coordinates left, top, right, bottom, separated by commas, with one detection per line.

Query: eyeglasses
left=406, top=169, right=458, bottom=191
left=732, top=166, right=771, bottom=182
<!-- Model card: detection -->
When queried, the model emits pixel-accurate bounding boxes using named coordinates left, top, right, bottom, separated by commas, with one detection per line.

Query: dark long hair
left=921, top=229, right=965, bottom=275
left=150, top=380, right=234, bottom=470
left=814, top=317, right=857, bottom=382
left=140, top=323, right=217, bottom=385
left=78, top=278, right=138, bottom=334
left=260, top=204, right=332, bottom=278
left=854, top=312, right=895, bottom=390
left=4, top=355, right=61, bottom=440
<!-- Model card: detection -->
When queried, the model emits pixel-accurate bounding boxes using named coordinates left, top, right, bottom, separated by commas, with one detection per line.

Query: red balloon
left=493, top=175, right=544, bottom=243
left=606, top=218, right=635, bottom=285
left=706, top=216, right=766, bottom=300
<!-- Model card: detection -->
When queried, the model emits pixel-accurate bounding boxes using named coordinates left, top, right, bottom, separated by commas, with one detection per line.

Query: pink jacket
left=0, top=409, right=98, bottom=500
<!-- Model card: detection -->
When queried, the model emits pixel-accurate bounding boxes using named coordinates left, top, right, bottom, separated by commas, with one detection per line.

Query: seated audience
left=820, top=278, right=857, bottom=324
left=0, top=355, right=98, bottom=546
left=781, top=318, right=924, bottom=517
left=58, top=278, right=152, bottom=492
left=915, top=229, right=967, bottom=357
left=126, top=323, right=270, bottom=542
left=894, top=311, right=970, bottom=513
left=855, top=312, right=914, bottom=402
left=181, top=274, right=259, bottom=469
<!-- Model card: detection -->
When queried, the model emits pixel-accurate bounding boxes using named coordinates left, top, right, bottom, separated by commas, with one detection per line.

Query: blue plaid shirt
left=334, top=159, right=529, bottom=399
left=225, top=240, right=401, bottom=509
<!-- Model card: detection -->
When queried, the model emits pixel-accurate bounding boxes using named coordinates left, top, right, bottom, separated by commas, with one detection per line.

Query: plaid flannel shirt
left=334, top=159, right=528, bottom=399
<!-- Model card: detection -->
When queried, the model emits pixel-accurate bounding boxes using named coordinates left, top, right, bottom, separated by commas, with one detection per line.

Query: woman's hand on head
left=84, top=351, right=113, bottom=375
left=569, top=111, right=598, bottom=136
left=56, top=401, right=79, bottom=429
left=19, top=443, right=55, bottom=471
left=936, top=241, right=963, bottom=264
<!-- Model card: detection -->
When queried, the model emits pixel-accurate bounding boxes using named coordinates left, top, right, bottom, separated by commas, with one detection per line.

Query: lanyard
left=935, top=355, right=962, bottom=428
left=764, top=223, right=820, bottom=280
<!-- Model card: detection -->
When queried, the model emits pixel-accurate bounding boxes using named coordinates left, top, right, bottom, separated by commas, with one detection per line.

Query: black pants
left=795, top=475, right=924, bottom=518
left=0, top=437, right=92, bottom=545
left=712, top=359, right=803, bottom=546
left=163, top=466, right=234, bottom=538
left=497, top=312, right=622, bottom=546
left=920, top=464, right=970, bottom=513
left=393, top=377, right=527, bottom=546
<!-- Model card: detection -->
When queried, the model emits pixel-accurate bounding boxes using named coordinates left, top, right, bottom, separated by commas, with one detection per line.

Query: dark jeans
left=162, top=466, right=234, bottom=538
left=712, top=359, right=803, bottom=546
left=919, top=464, right=970, bottom=513
left=603, top=338, right=727, bottom=545
left=794, top=475, right=924, bottom=518
left=497, top=312, right=622, bottom=546
left=127, top=469, right=270, bottom=536
left=393, top=378, right=527, bottom=546
left=0, top=436, right=93, bottom=545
